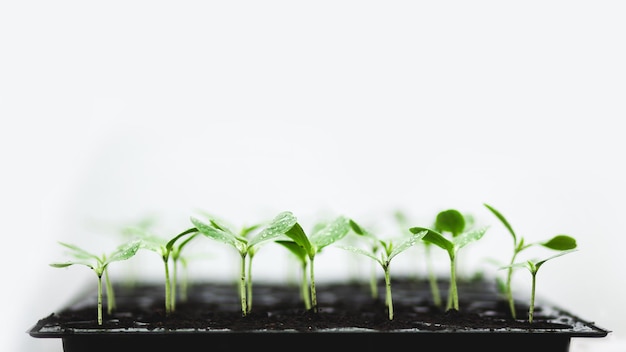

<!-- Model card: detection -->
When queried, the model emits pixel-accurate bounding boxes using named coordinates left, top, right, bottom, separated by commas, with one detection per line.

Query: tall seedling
left=280, top=215, right=351, bottom=313
left=394, top=210, right=442, bottom=308
left=190, top=211, right=298, bottom=316
left=501, top=249, right=578, bottom=323
left=338, top=219, right=427, bottom=320
left=126, top=226, right=199, bottom=315
left=483, top=203, right=578, bottom=319
left=50, top=239, right=141, bottom=325
left=410, top=209, right=488, bottom=311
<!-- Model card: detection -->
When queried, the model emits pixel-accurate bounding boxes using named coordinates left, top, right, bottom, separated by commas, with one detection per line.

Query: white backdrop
left=2, top=1, right=625, bottom=351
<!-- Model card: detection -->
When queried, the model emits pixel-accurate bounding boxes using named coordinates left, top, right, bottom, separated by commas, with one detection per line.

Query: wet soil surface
left=32, top=277, right=582, bottom=333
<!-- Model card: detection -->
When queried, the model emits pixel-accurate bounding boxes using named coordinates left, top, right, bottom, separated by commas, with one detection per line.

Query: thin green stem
left=506, top=252, right=519, bottom=319
left=164, top=258, right=171, bottom=315
left=309, top=256, right=317, bottom=313
left=383, top=266, right=393, bottom=320
left=239, top=253, right=247, bottom=317
left=301, top=262, right=311, bottom=310
left=425, top=245, right=441, bottom=308
left=369, top=260, right=378, bottom=299
left=246, top=255, right=253, bottom=314
left=172, top=259, right=178, bottom=312
left=447, top=256, right=459, bottom=311
left=97, top=275, right=103, bottom=325
left=104, top=268, right=115, bottom=314
left=529, top=273, right=537, bottom=323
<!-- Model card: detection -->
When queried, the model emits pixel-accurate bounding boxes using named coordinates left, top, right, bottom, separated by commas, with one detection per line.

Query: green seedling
left=500, top=249, right=578, bottom=323
left=50, top=239, right=141, bottom=325
left=394, top=209, right=442, bottom=308
left=338, top=219, right=427, bottom=320
left=126, top=227, right=199, bottom=315
left=410, top=209, right=488, bottom=311
left=275, top=238, right=312, bottom=309
left=190, top=211, right=298, bottom=316
left=483, top=203, right=578, bottom=319
left=280, top=215, right=351, bottom=313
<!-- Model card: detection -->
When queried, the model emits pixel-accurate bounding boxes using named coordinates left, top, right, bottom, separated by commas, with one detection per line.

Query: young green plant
left=409, top=209, right=488, bottom=311
left=190, top=211, right=298, bottom=316
left=280, top=215, right=351, bottom=313
left=500, top=249, right=578, bottom=323
left=483, top=203, right=578, bottom=319
left=338, top=219, right=427, bottom=320
left=49, top=239, right=141, bottom=325
left=125, top=226, right=199, bottom=315
left=394, top=209, right=442, bottom=308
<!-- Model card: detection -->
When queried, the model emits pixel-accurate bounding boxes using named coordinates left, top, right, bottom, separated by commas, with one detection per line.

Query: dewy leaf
left=249, top=211, right=298, bottom=248
left=166, top=227, right=199, bottom=251
left=310, top=216, right=350, bottom=250
left=50, top=260, right=94, bottom=269
left=435, top=209, right=465, bottom=236
left=453, top=226, right=489, bottom=250
left=57, top=242, right=100, bottom=262
left=284, top=223, right=313, bottom=256
left=409, top=227, right=453, bottom=253
left=106, top=239, right=141, bottom=264
left=191, top=216, right=240, bottom=249
left=535, top=249, right=578, bottom=270
left=275, top=240, right=308, bottom=263
left=483, top=203, right=517, bottom=243
left=337, top=245, right=381, bottom=264
left=541, top=235, right=577, bottom=250
left=388, top=230, right=427, bottom=261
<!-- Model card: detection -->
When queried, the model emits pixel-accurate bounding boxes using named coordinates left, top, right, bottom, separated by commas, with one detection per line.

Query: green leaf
left=484, top=203, right=517, bottom=243
left=337, top=245, right=382, bottom=265
left=106, top=239, right=142, bottom=264
left=535, top=249, right=578, bottom=270
left=388, top=230, right=427, bottom=261
left=165, top=227, right=199, bottom=251
left=285, top=222, right=313, bottom=256
left=275, top=240, right=308, bottom=263
left=310, top=216, right=350, bottom=250
left=541, top=235, right=577, bottom=251
left=409, top=227, right=453, bottom=253
left=349, top=219, right=365, bottom=235
left=435, top=209, right=465, bottom=236
left=57, top=242, right=100, bottom=262
left=248, top=211, right=298, bottom=248
left=191, top=216, right=241, bottom=250
left=49, top=261, right=94, bottom=268
left=452, top=226, right=489, bottom=250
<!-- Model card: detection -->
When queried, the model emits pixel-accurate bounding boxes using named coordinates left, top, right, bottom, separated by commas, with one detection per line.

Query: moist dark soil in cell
left=32, top=277, right=573, bottom=333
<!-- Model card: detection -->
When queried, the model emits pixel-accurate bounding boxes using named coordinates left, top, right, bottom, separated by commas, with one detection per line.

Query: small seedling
left=410, top=209, right=488, bottom=311
left=395, top=209, right=442, bottom=307
left=483, top=203, right=578, bottom=319
left=280, top=215, right=351, bottom=313
left=338, top=219, right=427, bottom=320
left=500, top=249, right=578, bottom=323
left=275, top=238, right=312, bottom=309
left=190, top=211, right=298, bottom=316
left=125, top=226, right=199, bottom=315
left=50, top=239, right=141, bottom=325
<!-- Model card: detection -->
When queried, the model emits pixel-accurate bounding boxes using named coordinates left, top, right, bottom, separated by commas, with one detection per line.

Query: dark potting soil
left=30, top=277, right=602, bottom=334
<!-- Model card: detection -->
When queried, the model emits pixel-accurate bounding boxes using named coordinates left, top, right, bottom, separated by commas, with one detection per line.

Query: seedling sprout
left=190, top=211, right=298, bottom=316
left=125, top=227, right=199, bottom=315
left=338, top=219, right=427, bottom=320
left=483, top=203, right=578, bottom=319
left=50, top=239, right=141, bottom=325
left=500, top=249, right=578, bottom=323
left=409, top=209, right=488, bottom=311
left=280, top=215, right=351, bottom=313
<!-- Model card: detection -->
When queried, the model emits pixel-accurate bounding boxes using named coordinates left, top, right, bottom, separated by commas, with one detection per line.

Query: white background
left=1, top=1, right=625, bottom=351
